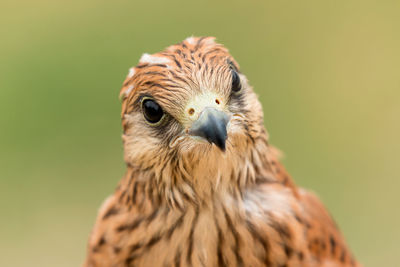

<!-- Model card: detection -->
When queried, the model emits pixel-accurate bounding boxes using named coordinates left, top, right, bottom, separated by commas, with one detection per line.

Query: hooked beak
left=188, top=107, right=230, bottom=151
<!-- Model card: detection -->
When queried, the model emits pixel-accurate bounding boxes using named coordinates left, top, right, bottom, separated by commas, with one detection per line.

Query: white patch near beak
left=183, top=91, right=226, bottom=127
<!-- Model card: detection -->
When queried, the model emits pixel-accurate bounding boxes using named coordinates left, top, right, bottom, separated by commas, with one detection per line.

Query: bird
left=84, top=36, right=360, bottom=267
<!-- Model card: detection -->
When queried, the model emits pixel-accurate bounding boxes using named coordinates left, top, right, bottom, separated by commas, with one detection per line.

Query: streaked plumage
left=84, top=37, right=360, bottom=267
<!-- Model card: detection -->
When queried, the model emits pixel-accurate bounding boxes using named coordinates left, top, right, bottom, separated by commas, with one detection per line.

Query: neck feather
left=117, top=135, right=281, bottom=212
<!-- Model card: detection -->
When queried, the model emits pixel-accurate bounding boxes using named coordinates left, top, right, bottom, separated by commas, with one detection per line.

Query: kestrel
left=84, top=37, right=360, bottom=267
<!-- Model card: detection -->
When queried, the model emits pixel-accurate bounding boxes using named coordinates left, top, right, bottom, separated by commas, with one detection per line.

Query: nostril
left=188, top=108, right=195, bottom=115
left=215, top=99, right=220, bottom=105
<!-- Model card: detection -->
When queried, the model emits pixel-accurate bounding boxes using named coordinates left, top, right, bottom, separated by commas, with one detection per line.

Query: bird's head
left=120, top=37, right=267, bottom=178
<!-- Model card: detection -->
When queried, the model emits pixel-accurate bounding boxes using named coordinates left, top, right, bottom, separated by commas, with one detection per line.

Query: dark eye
left=141, top=98, right=164, bottom=124
left=231, top=70, right=241, bottom=93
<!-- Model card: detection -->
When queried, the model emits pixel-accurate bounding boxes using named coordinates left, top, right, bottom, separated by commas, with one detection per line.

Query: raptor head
left=120, top=37, right=267, bottom=176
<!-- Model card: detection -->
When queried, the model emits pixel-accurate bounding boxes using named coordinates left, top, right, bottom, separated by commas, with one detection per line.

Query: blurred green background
left=1, top=0, right=399, bottom=266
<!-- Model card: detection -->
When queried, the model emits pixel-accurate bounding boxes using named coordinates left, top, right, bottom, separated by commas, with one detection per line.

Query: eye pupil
left=231, top=70, right=241, bottom=93
left=142, top=99, right=164, bottom=124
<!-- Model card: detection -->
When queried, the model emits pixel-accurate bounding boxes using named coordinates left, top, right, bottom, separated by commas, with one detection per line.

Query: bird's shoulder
left=295, top=188, right=360, bottom=266
left=84, top=194, right=119, bottom=266
left=84, top=191, right=134, bottom=267
left=259, top=147, right=360, bottom=266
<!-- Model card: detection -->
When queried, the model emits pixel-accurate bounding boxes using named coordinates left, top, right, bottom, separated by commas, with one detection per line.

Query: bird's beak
left=188, top=107, right=230, bottom=151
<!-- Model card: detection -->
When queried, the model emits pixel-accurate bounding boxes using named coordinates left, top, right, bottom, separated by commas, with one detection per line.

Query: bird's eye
left=141, top=98, right=165, bottom=124
left=231, top=70, right=241, bottom=93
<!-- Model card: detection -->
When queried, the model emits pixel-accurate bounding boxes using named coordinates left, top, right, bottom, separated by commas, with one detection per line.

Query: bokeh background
left=1, top=0, right=399, bottom=266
